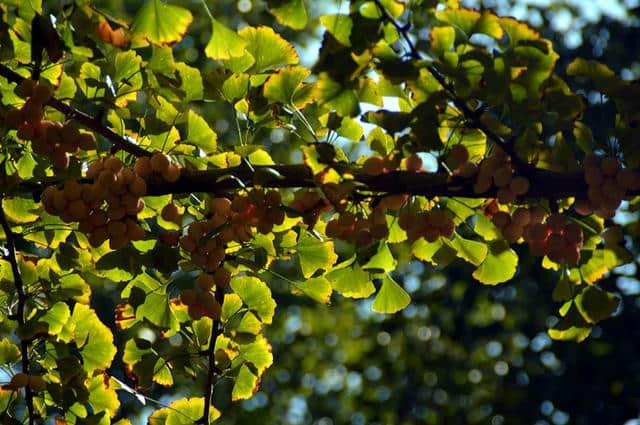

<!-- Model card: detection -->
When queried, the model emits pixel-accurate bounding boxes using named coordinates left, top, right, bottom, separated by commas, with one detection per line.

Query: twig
left=0, top=199, right=35, bottom=425
left=371, top=0, right=531, bottom=171
left=0, top=64, right=150, bottom=157
left=202, top=285, right=224, bottom=424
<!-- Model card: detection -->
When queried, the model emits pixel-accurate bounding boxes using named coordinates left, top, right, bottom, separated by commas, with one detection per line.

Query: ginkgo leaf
left=447, top=234, right=488, bottom=266
left=230, top=276, right=276, bottom=324
left=147, top=397, right=220, bottom=424
left=363, top=243, right=397, bottom=272
left=71, top=304, right=117, bottom=374
left=296, top=230, right=338, bottom=278
left=372, top=274, right=411, bottom=314
left=548, top=303, right=592, bottom=342
left=187, top=110, right=217, bottom=154
left=576, top=286, right=620, bottom=324
left=205, top=18, right=247, bottom=60
left=0, top=340, right=20, bottom=365
left=232, top=363, right=259, bottom=401
left=131, top=0, right=193, bottom=45
left=320, top=14, right=353, bottom=46
left=315, top=74, right=360, bottom=117
left=267, top=0, right=308, bottom=30
left=236, top=26, right=299, bottom=74
left=39, top=302, right=70, bottom=336
left=472, top=241, right=518, bottom=285
left=87, top=376, right=120, bottom=418
left=327, top=262, right=375, bottom=299
left=263, top=66, right=310, bottom=104
left=295, top=276, right=332, bottom=304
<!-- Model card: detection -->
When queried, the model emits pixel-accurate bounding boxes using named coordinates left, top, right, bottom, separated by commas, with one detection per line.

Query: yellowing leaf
left=472, top=241, right=517, bottom=285
left=71, top=304, right=117, bottom=374
left=147, top=397, right=220, bottom=424
left=296, top=230, right=338, bottom=278
left=230, top=276, right=276, bottom=324
left=131, top=0, right=193, bottom=45
left=295, top=276, right=332, bottom=304
left=267, top=0, right=308, bottom=30
left=264, top=66, right=310, bottom=104
left=320, top=14, right=353, bottom=46
left=205, top=18, right=248, bottom=60
left=232, top=363, right=259, bottom=401
left=372, top=274, right=410, bottom=314
left=230, top=26, right=299, bottom=74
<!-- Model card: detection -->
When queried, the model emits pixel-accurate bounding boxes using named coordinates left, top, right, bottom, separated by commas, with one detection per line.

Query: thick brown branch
left=143, top=164, right=589, bottom=200
left=0, top=199, right=35, bottom=425
left=0, top=64, right=150, bottom=157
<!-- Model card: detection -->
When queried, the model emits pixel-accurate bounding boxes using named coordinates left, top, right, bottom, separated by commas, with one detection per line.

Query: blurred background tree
left=81, top=1, right=640, bottom=424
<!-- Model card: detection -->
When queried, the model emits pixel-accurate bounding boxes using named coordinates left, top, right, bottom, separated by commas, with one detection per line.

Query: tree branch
left=143, top=164, right=589, bottom=200
left=371, top=0, right=531, bottom=171
left=0, top=64, right=150, bottom=157
left=202, top=287, right=225, bottom=425
left=0, top=199, right=35, bottom=425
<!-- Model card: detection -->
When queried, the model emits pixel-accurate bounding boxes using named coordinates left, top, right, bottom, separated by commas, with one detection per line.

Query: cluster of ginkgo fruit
left=179, top=267, right=231, bottom=320
left=471, top=148, right=530, bottom=204
left=42, top=156, right=147, bottom=249
left=490, top=206, right=584, bottom=265
left=574, top=155, right=640, bottom=219
left=399, top=206, right=456, bottom=243
left=287, top=189, right=330, bottom=225
left=176, top=192, right=285, bottom=320
left=6, top=373, right=46, bottom=392
left=6, top=80, right=96, bottom=169
left=133, top=152, right=182, bottom=183
left=325, top=209, right=389, bottom=246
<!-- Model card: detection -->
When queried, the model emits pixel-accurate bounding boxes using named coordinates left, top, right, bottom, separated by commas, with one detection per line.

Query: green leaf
left=472, top=241, right=517, bottom=285
left=412, top=238, right=456, bottom=266
left=147, top=397, right=220, bottom=425
left=187, top=110, right=217, bottom=154
left=230, top=276, right=276, bottom=324
left=327, top=262, right=375, bottom=299
left=548, top=303, right=592, bottom=342
left=206, top=18, right=247, bottom=60
left=296, top=230, right=338, bottom=278
left=232, top=26, right=299, bottom=74
left=233, top=335, right=273, bottom=376
left=447, top=234, right=488, bottom=266
left=2, top=197, right=39, bottom=223
left=267, top=0, right=308, bottom=30
left=372, top=274, right=410, bottom=314
left=295, top=276, right=332, bottom=304
left=315, top=74, right=360, bottom=117
left=363, top=242, right=397, bottom=273
left=320, top=15, right=353, bottom=46
left=579, top=247, right=631, bottom=284
left=430, top=26, right=455, bottom=57
left=232, top=363, right=259, bottom=401
left=221, top=293, right=243, bottom=323
left=71, top=304, right=117, bottom=374
left=576, top=286, right=619, bottom=324
left=435, top=8, right=503, bottom=39
left=264, top=66, right=310, bottom=104
left=136, top=292, right=180, bottom=336
left=0, top=340, right=20, bottom=365
left=87, top=376, right=120, bottom=418
left=222, top=73, right=250, bottom=102
left=39, top=302, right=70, bottom=336
left=131, top=0, right=193, bottom=45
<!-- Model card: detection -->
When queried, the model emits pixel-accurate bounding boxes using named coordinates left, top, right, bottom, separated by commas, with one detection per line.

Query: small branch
left=202, top=286, right=225, bottom=425
left=371, top=1, right=530, bottom=171
left=0, top=199, right=35, bottom=425
left=0, top=64, right=150, bottom=157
